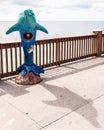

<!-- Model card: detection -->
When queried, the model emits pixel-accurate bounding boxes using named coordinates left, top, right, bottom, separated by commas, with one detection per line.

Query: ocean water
left=0, top=21, right=104, bottom=43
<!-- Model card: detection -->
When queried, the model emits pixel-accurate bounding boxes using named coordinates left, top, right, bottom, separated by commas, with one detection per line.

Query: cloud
left=11, top=0, right=41, bottom=6
left=0, top=0, right=104, bottom=20
left=38, top=0, right=93, bottom=9
left=92, top=2, right=104, bottom=11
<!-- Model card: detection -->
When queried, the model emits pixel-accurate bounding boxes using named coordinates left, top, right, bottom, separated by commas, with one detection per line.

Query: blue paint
left=6, top=9, right=48, bottom=76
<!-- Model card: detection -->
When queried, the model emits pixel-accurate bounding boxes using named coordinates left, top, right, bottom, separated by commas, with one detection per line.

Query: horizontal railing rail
left=0, top=31, right=103, bottom=79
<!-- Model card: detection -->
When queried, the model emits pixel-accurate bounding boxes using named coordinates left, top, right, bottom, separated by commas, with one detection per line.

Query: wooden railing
left=0, top=31, right=103, bottom=79
left=102, top=34, right=104, bottom=53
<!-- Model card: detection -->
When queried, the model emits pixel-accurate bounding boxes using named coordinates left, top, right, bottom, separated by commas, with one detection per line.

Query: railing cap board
left=0, top=33, right=99, bottom=51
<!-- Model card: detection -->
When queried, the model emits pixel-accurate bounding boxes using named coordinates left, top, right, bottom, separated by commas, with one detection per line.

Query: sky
left=0, top=0, right=104, bottom=21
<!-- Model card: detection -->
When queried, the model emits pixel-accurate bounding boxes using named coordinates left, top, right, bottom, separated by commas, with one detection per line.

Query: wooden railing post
left=56, top=39, right=60, bottom=65
left=93, top=30, right=102, bottom=57
left=0, top=43, right=1, bottom=80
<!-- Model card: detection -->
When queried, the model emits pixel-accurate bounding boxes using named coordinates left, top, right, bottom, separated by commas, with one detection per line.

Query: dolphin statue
left=6, top=9, right=48, bottom=77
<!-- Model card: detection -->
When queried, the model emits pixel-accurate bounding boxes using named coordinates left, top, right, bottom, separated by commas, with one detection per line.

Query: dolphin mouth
left=28, top=45, right=35, bottom=53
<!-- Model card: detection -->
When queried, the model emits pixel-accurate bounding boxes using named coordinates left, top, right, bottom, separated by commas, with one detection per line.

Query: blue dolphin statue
left=6, top=9, right=48, bottom=77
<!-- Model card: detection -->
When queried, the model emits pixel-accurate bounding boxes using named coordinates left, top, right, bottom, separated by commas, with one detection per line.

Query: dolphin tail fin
left=35, top=23, right=48, bottom=34
left=6, top=23, right=20, bottom=34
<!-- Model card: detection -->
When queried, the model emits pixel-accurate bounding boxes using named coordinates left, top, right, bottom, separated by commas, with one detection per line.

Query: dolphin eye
left=23, top=32, right=33, bottom=41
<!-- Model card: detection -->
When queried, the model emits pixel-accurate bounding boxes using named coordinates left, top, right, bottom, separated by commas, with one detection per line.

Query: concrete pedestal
left=15, top=72, right=42, bottom=85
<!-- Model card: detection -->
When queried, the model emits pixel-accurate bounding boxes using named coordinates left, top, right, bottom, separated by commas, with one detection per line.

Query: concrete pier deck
left=0, top=57, right=104, bottom=130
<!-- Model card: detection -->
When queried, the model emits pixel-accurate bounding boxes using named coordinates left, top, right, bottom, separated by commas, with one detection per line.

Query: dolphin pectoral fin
left=35, top=23, right=48, bottom=34
left=6, top=23, right=20, bottom=34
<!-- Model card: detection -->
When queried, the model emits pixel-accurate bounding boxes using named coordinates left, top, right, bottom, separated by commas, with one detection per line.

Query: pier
left=0, top=31, right=104, bottom=129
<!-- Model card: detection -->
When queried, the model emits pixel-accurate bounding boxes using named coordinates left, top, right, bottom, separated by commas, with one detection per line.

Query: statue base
left=15, top=72, right=42, bottom=85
